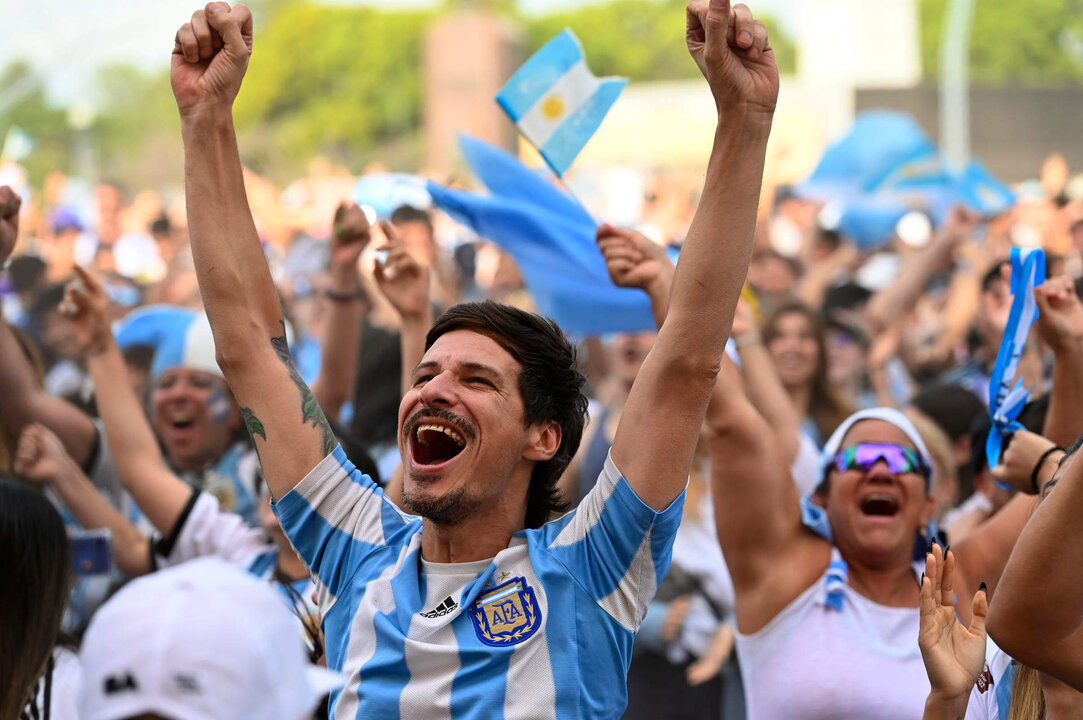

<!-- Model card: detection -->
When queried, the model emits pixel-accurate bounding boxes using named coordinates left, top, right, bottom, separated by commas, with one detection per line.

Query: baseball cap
left=79, top=557, right=343, bottom=720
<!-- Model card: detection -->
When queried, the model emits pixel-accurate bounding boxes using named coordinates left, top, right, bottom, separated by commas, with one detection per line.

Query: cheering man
left=170, top=1, right=777, bottom=716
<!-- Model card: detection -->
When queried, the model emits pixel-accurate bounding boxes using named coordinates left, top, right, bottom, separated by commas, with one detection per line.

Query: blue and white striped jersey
left=275, top=445, right=684, bottom=720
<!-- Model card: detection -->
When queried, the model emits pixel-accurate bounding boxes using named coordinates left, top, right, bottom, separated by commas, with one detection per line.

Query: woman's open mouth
left=859, top=493, right=900, bottom=517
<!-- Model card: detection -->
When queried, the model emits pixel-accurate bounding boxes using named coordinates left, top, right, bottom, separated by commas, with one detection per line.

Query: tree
left=920, top=0, right=1083, bottom=85
left=94, top=63, right=183, bottom=190
left=232, top=1, right=431, bottom=179
left=0, top=62, right=72, bottom=189
left=524, top=0, right=796, bottom=80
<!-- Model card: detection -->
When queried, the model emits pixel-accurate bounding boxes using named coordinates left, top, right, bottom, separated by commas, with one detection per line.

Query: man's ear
left=524, top=420, right=561, bottom=462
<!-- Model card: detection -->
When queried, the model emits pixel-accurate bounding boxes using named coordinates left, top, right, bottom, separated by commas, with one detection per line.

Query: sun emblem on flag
left=470, top=576, right=542, bottom=647
left=541, top=95, right=566, bottom=121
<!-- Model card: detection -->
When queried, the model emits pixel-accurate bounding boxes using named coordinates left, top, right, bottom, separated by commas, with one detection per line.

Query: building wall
left=424, top=12, right=521, bottom=173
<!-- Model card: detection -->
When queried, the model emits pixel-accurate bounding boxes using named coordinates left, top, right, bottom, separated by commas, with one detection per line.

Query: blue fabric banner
left=986, top=248, right=1046, bottom=470
left=427, top=136, right=660, bottom=335
left=797, top=112, right=1016, bottom=249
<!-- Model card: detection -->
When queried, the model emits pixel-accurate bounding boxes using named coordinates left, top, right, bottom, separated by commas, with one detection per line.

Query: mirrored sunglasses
left=834, top=443, right=929, bottom=477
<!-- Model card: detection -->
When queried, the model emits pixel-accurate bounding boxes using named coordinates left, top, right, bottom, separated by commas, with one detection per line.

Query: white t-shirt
left=735, top=550, right=929, bottom=719
left=964, top=638, right=1015, bottom=720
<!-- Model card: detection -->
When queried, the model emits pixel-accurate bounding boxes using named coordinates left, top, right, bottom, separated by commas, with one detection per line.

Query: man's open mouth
left=411, top=423, right=467, bottom=466
left=859, top=493, right=900, bottom=517
left=168, top=410, right=195, bottom=431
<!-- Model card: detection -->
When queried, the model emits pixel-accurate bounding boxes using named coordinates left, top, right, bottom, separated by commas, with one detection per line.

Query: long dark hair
left=762, top=301, right=854, bottom=443
left=0, top=477, right=71, bottom=720
left=427, top=302, right=588, bottom=528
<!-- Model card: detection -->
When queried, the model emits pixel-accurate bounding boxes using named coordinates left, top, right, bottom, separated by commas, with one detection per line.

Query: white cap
left=79, top=557, right=343, bottom=720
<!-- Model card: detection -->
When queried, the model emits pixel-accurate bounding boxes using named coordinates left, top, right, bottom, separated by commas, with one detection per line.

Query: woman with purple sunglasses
left=704, top=377, right=1037, bottom=720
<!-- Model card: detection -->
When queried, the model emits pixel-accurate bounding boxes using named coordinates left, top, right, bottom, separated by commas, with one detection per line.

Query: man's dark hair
left=911, top=383, right=984, bottom=442
left=150, top=215, right=171, bottom=237
left=821, top=282, right=872, bottom=315
left=390, top=205, right=433, bottom=234
left=981, top=261, right=1010, bottom=294
left=815, top=228, right=842, bottom=251
left=426, top=301, right=587, bottom=528
left=969, top=394, right=1050, bottom=479
left=8, top=255, right=47, bottom=295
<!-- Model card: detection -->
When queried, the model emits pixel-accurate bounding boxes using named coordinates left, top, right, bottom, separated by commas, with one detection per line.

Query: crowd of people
left=6, top=1, right=1083, bottom=719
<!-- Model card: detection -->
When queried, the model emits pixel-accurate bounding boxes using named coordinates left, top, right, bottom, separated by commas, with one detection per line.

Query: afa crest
left=470, top=576, right=542, bottom=647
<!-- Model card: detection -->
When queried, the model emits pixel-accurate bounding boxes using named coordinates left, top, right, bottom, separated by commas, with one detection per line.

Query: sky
left=1, top=0, right=795, bottom=107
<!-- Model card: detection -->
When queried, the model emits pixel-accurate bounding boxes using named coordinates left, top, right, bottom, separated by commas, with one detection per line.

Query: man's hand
left=919, top=542, right=988, bottom=711
left=62, top=265, right=115, bottom=357
left=374, top=222, right=430, bottom=323
left=14, top=423, right=72, bottom=486
left=685, top=0, right=779, bottom=118
left=171, top=2, right=253, bottom=119
left=328, top=201, right=371, bottom=296
left=330, top=202, right=372, bottom=275
left=0, top=185, right=21, bottom=265
left=941, top=206, right=981, bottom=244
left=596, top=224, right=673, bottom=293
left=1035, top=275, right=1083, bottom=354
left=991, top=430, right=1061, bottom=494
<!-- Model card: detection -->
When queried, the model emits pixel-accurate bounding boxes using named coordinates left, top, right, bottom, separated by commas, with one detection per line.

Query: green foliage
left=233, top=1, right=430, bottom=178
left=524, top=0, right=795, bottom=80
left=0, top=0, right=797, bottom=188
left=94, top=63, right=182, bottom=189
left=920, top=0, right=1083, bottom=85
left=0, top=62, right=72, bottom=189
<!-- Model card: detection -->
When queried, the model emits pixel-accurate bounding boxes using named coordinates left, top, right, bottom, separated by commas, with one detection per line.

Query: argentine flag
left=496, top=29, right=626, bottom=177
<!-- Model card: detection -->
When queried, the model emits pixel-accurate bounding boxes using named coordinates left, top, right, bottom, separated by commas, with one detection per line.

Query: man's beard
left=402, top=483, right=478, bottom=526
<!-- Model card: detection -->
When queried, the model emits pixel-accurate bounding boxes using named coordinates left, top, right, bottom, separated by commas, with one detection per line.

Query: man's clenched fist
left=171, top=2, right=254, bottom=119
left=0, top=185, right=21, bottom=265
left=685, top=0, right=778, bottom=121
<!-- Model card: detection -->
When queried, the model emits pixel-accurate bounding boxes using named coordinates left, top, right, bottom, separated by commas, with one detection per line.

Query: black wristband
left=1031, top=445, right=1065, bottom=494
left=323, top=287, right=366, bottom=303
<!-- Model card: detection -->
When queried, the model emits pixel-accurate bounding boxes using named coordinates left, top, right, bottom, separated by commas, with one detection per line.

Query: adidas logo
left=420, top=596, right=458, bottom=618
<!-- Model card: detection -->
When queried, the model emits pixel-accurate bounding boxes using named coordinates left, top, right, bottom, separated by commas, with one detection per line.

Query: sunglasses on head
left=833, top=443, right=929, bottom=477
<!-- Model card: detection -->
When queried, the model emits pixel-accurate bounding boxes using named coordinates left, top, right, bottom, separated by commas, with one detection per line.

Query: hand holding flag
left=986, top=248, right=1045, bottom=471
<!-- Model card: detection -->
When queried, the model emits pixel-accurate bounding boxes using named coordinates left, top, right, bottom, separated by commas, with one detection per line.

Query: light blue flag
left=496, top=29, right=626, bottom=177
left=457, top=134, right=594, bottom=227
left=426, top=136, right=659, bottom=335
left=353, top=173, right=431, bottom=218
left=797, top=112, right=1015, bottom=249
left=986, top=248, right=1045, bottom=473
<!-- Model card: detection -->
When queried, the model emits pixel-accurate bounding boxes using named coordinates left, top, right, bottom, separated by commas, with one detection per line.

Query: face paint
left=207, top=387, right=231, bottom=426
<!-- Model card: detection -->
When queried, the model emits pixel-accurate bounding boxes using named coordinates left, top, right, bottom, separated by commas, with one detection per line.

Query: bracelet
left=734, top=334, right=762, bottom=349
left=1031, top=445, right=1065, bottom=494
left=323, top=288, right=366, bottom=303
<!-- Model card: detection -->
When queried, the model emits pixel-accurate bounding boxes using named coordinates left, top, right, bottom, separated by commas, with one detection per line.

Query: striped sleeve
left=273, top=445, right=417, bottom=604
left=153, top=490, right=269, bottom=570
left=541, top=452, right=685, bottom=632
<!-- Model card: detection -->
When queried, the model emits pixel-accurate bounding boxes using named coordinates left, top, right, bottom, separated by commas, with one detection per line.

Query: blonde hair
left=905, top=408, right=959, bottom=513
left=1008, top=664, right=1045, bottom=720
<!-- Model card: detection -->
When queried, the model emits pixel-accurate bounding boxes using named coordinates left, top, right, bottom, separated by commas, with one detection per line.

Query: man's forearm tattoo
left=271, top=323, right=337, bottom=456
left=241, top=407, right=266, bottom=442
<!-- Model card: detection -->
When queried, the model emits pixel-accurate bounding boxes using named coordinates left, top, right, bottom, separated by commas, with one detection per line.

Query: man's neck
left=420, top=514, right=522, bottom=564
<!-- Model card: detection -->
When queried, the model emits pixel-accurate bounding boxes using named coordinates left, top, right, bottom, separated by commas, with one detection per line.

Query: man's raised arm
left=610, top=0, right=777, bottom=510
left=172, top=3, right=334, bottom=499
